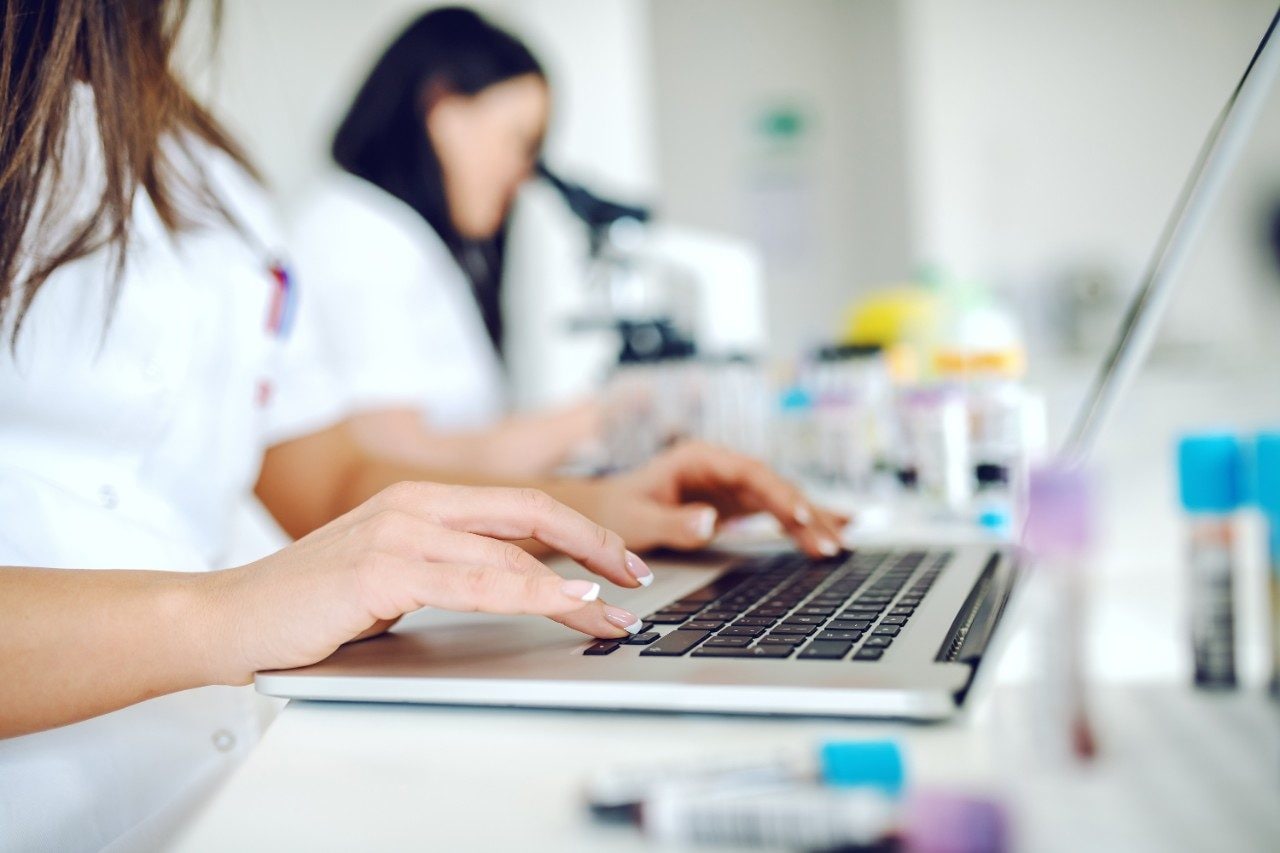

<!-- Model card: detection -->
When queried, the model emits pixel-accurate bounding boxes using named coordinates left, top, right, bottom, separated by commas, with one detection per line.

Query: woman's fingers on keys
left=371, top=482, right=636, bottom=589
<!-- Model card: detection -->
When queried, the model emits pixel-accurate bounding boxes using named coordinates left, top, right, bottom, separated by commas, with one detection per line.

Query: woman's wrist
left=180, top=568, right=256, bottom=687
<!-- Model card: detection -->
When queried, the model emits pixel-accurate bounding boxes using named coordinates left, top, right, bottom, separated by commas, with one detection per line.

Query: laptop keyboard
left=582, top=549, right=951, bottom=662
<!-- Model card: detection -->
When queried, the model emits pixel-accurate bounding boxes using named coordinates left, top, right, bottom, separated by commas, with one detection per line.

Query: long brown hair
left=0, top=0, right=258, bottom=343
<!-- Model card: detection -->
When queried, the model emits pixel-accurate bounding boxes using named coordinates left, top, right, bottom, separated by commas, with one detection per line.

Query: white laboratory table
left=172, top=616, right=1279, bottom=852
left=176, top=362, right=1280, bottom=851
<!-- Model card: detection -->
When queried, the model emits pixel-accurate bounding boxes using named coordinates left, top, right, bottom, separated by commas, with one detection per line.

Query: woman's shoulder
left=291, top=171, right=453, bottom=269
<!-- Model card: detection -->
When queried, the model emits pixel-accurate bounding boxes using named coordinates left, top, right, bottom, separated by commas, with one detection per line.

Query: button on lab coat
left=0, top=96, right=342, bottom=851
left=291, top=171, right=506, bottom=431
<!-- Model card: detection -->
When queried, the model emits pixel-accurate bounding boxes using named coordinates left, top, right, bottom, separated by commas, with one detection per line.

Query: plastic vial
left=896, top=386, right=971, bottom=515
left=1023, top=464, right=1097, bottom=763
left=585, top=739, right=903, bottom=818
left=1177, top=434, right=1245, bottom=690
left=809, top=345, right=887, bottom=490
left=775, top=384, right=816, bottom=481
left=642, top=786, right=1007, bottom=852
left=697, top=354, right=770, bottom=459
left=1254, top=432, right=1280, bottom=698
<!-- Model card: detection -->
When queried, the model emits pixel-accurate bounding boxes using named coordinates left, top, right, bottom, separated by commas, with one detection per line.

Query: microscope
left=538, top=162, right=771, bottom=467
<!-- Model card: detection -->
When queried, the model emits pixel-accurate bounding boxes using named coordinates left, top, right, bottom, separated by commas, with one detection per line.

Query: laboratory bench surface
left=173, top=678, right=1278, bottom=852
left=176, top=361, right=1280, bottom=851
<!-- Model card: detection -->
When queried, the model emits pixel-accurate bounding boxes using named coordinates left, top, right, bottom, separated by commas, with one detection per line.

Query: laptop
left=256, top=10, right=1280, bottom=720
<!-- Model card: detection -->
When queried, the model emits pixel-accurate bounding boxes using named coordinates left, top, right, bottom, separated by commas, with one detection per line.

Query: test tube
left=585, top=739, right=903, bottom=820
left=775, top=384, right=816, bottom=480
left=1177, top=434, right=1245, bottom=690
left=1254, top=432, right=1280, bottom=698
left=641, top=786, right=1007, bottom=852
left=698, top=354, right=770, bottom=458
left=1024, top=464, right=1097, bottom=762
left=896, top=386, right=971, bottom=515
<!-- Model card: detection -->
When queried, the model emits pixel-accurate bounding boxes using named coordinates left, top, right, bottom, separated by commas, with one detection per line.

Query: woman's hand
left=204, top=481, right=649, bottom=683
left=548, top=441, right=849, bottom=557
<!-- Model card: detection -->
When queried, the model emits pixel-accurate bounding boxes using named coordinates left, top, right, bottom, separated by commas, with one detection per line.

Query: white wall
left=647, top=0, right=916, bottom=361
left=901, top=0, right=1280, bottom=360
left=646, top=0, right=1280, bottom=365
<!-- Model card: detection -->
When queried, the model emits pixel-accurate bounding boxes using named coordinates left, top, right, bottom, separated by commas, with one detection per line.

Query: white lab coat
left=0, top=89, right=341, bottom=852
left=290, top=171, right=507, bottom=431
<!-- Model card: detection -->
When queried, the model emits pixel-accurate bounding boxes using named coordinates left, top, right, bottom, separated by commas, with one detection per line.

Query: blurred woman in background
left=293, top=7, right=594, bottom=477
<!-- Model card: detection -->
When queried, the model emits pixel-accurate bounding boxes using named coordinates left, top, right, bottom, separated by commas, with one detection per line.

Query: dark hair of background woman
left=331, top=6, right=544, bottom=358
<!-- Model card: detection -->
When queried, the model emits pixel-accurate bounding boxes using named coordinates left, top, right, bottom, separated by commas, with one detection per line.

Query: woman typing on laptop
left=0, top=2, right=842, bottom=849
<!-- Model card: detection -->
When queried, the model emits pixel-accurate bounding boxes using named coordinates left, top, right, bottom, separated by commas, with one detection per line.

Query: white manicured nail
left=794, top=503, right=813, bottom=525
left=604, top=606, right=643, bottom=635
left=562, top=580, right=600, bottom=602
left=691, top=507, right=718, bottom=541
left=626, top=551, right=654, bottom=587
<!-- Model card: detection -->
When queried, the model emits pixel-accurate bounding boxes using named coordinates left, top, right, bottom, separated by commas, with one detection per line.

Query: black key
left=769, top=624, right=817, bottom=636
left=584, top=640, right=622, bottom=655
left=704, top=635, right=753, bottom=647
left=697, top=611, right=738, bottom=622
left=720, top=625, right=766, bottom=638
left=799, top=641, right=853, bottom=660
left=637, top=622, right=655, bottom=635
left=646, top=612, right=691, bottom=624
left=814, top=630, right=862, bottom=642
left=872, top=626, right=900, bottom=637
left=683, top=620, right=726, bottom=632
left=733, top=617, right=777, bottom=627
left=625, top=632, right=661, bottom=645
left=783, top=615, right=826, bottom=625
left=640, top=630, right=711, bottom=656
left=839, top=610, right=881, bottom=621
left=890, top=606, right=915, bottom=616
left=880, top=616, right=907, bottom=626
left=692, top=644, right=794, bottom=659
left=828, top=620, right=871, bottom=632
left=675, top=591, right=719, bottom=604
left=759, top=634, right=805, bottom=645
left=659, top=602, right=705, bottom=614
left=854, top=648, right=884, bottom=661
left=864, top=636, right=893, bottom=648
left=749, top=608, right=789, bottom=618
left=798, top=606, right=838, bottom=616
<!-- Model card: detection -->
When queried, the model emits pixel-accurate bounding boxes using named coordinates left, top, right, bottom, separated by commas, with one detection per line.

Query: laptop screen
left=1061, top=8, right=1280, bottom=462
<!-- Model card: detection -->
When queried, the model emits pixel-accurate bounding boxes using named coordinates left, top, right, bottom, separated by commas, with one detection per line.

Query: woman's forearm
left=257, top=419, right=536, bottom=538
left=0, top=567, right=233, bottom=739
left=343, top=406, right=594, bottom=480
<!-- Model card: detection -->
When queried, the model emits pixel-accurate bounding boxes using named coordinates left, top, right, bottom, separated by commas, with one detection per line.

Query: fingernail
left=626, top=551, right=654, bottom=587
left=691, top=507, right=718, bottom=541
left=562, top=580, right=600, bottom=602
left=604, top=605, right=643, bottom=635
left=794, top=503, right=813, bottom=525
left=817, top=538, right=840, bottom=557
